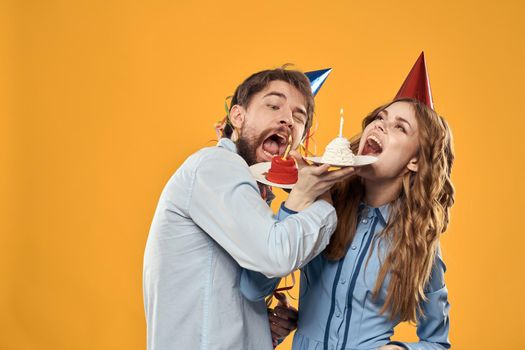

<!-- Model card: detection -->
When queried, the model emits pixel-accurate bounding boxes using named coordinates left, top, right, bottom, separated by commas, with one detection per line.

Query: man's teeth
left=263, top=149, right=279, bottom=158
left=275, top=134, right=287, bottom=144
left=367, top=135, right=383, bottom=148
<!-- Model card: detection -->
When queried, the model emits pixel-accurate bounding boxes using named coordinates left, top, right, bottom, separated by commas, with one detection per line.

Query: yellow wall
left=2, top=1, right=524, bottom=349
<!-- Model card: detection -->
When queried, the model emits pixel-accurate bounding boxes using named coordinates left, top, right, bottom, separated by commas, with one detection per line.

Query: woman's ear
left=229, top=105, right=245, bottom=129
left=407, top=157, right=418, bottom=172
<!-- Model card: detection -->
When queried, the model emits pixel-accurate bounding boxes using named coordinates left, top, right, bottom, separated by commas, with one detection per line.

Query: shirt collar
left=359, top=202, right=390, bottom=226
left=217, top=137, right=237, bottom=153
left=217, top=137, right=276, bottom=203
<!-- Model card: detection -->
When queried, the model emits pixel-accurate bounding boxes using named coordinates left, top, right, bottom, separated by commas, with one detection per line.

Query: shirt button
left=362, top=219, right=368, bottom=224
left=351, top=245, right=357, bottom=250
left=336, top=312, right=341, bottom=318
left=341, top=279, right=346, bottom=284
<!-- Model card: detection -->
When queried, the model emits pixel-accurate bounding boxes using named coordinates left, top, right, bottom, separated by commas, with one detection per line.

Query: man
left=143, top=68, right=355, bottom=350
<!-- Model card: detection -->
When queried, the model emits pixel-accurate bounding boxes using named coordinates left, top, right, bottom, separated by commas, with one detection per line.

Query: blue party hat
left=302, top=68, right=332, bottom=155
left=305, top=68, right=332, bottom=96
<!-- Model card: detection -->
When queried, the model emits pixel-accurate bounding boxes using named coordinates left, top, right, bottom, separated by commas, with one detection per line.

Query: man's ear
left=229, top=105, right=245, bottom=129
left=407, top=157, right=418, bottom=172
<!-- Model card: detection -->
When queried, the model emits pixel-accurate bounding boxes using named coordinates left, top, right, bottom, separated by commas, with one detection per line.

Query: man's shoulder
left=184, top=144, right=245, bottom=170
left=167, top=143, right=256, bottom=202
left=173, top=144, right=248, bottom=184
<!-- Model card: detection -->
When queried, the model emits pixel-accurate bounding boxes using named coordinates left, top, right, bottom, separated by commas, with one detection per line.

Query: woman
left=241, top=97, right=454, bottom=350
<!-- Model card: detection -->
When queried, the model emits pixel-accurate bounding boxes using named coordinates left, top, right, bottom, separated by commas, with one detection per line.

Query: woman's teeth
left=367, top=135, right=383, bottom=149
left=361, top=135, right=383, bottom=156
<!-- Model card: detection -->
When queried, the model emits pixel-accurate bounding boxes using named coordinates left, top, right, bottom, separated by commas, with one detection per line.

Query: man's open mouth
left=261, top=132, right=288, bottom=158
left=362, top=135, right=383, bottom=156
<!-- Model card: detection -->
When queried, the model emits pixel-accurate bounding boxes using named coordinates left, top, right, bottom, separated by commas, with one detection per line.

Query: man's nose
left=279, top=111, right=294, bottom=128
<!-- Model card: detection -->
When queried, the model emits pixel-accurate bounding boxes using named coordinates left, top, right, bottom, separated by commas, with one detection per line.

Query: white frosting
left=321, top=137, right=355, bottom=165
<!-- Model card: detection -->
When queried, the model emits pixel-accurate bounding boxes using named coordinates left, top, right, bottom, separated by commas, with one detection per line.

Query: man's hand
left=268, top=292, right=298, bottom=347
left=285, top=151, right=356, bottom=211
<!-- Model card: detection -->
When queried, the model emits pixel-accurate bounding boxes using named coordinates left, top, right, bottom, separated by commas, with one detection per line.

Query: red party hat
left=395, top=52, right=434, bottom=109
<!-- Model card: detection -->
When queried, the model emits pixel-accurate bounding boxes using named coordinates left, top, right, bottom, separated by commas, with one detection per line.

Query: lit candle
left=282, top=134, right=293, bottom=160
left=339, top=108, right=344, bottom=137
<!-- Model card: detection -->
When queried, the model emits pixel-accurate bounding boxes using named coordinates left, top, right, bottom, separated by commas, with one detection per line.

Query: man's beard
left=236, top=125, right=292, bottom=166
left=236, top=134, right=261, bottom=166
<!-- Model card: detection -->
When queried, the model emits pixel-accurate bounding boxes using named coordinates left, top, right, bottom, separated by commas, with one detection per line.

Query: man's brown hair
left=223, top=67, right=314, bottom=138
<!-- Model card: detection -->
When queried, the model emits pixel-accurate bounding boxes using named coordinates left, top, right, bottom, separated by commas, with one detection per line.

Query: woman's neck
left=363, top=177, right=402, bottom=207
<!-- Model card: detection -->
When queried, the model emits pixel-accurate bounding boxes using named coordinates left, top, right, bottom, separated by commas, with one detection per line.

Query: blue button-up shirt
left=143, top=138, right=338, bottom=350
left=241, top=204, right=450, bottom=350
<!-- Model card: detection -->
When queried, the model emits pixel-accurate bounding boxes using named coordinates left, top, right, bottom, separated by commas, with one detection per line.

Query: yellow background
left=2, top=0, right=524, bottom=349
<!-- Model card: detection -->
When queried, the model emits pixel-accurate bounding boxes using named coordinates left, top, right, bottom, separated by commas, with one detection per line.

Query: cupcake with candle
left=321, top=108, right=356, bottom=165
left=265, top=135, right=298, bottom=185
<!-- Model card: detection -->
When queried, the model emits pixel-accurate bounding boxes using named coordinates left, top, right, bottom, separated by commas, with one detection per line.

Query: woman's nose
left=375, top=122, right=385, bottom=133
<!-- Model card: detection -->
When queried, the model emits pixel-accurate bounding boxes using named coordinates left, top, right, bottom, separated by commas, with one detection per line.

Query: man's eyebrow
left=264, top=91, right=306, bottom=117
left=293, top=107, right=307, bottom=117
left=263, top=92, right=287, bottom=99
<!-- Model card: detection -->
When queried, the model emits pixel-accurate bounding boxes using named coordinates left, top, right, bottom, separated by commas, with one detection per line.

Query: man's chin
left=253, top=148, right=270, bottom=163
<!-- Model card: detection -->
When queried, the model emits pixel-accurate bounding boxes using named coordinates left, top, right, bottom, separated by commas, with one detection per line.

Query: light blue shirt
left=241, top=204, right=450, bottom=350
left=143, top=138, right=338, bottom=350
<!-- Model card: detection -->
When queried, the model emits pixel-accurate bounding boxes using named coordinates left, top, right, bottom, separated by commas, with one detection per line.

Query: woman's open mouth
left=362, top=135, right=383, bottom=156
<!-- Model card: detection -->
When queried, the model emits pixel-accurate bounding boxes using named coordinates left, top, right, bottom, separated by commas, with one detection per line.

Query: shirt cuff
left=387, top=341, right=409, bottom=349
left=280, top=202, right=298, bottom=215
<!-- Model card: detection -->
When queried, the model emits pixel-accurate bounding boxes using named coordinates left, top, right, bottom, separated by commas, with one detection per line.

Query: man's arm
left=187, top=150, right=337, bottom=278
left=239, top=203, right=296, bottom=301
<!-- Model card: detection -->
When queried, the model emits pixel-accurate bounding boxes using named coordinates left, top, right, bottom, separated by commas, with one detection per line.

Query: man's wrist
left=284, top=193, right=312, bottom=212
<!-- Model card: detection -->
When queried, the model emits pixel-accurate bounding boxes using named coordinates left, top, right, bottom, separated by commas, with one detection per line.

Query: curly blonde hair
left=326, top=98, right=455, bottom=322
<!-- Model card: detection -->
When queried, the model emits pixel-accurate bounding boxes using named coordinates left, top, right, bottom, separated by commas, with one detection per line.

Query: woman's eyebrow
left=395, top=116, right=412, bottom=129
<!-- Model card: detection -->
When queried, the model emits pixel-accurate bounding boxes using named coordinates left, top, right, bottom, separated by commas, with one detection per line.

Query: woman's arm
left=386, top=246, right=451, bottom=350
left=240, top=269, right=281, bottom=302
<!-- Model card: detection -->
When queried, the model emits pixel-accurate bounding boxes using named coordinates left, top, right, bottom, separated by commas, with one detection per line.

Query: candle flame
left=339, top=107, right=344, bottom=138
